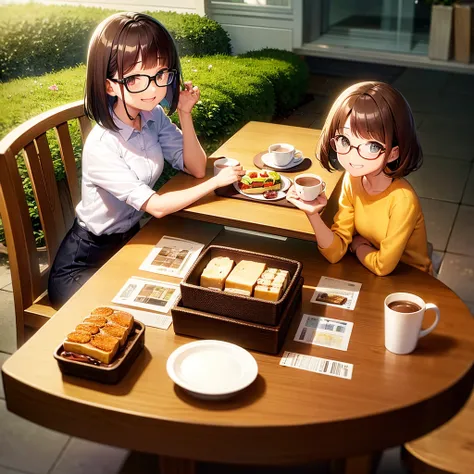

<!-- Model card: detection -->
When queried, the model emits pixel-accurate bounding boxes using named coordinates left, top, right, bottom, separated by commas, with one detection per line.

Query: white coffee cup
left=268, top=143, right=303, bottom=167
left=294, top=173, right=326, bottom=201
left=213, top=157, right=240, bottom=176
left=384, top=292, right=440, bottom=355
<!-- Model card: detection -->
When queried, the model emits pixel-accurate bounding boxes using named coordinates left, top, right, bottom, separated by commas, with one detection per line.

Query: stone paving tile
left=432, top=251, right=445, bottom=276
left=0, top=265, right=11, bottom=291
left=0, top=400, right=69, bottom=474
left=0, top=291, right=16, bottom=354
left=407, top=156, right=470, bottom=203
left=444, top=73, right=474, bottom=97
left=462, top=165, right=474, bottom=206
left=0, top=466, right=31, bottom=474
left=392, top=69, right=449, bottom=94
left=447, top=205, right=474, bottom=257
left=438, top=253, right=474, bottom=303
left=50, top=438, right=129, bottom=474
left=417, top=118, right=474, bottom=161
left=0, top=352, right=11, bottom=399
left=419, top=199, right=458, bottom=252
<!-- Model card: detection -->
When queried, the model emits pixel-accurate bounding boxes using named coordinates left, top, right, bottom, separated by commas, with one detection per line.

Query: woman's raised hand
left=213, top=166, right=245, bottom=188
left=286, top=185, right=327, bottom=215
left=177, top=81, right=200, bottom=113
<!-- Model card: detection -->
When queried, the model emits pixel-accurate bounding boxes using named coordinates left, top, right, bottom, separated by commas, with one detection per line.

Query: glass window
left=213, top=0, right=290, bottom=6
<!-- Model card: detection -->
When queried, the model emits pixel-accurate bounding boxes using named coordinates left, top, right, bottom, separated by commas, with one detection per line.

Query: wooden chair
left=402, top=389, right=474, bottom=473
left=0, top=100, right=92, bottom=346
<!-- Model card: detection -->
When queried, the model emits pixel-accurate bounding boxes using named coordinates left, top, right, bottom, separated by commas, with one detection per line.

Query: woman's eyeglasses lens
left=124, top=70, right=175, bottom=93
left=331, top=135, right=384, bottom=160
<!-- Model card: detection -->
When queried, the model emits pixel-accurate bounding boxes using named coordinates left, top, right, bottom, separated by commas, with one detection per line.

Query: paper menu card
left=139, top=235, right=204, bottom=279
left=310, top=276, right=362, bottom=310
left=112, top=276, right=180, bottom=314
left=294, top=314, right=354, bottom=351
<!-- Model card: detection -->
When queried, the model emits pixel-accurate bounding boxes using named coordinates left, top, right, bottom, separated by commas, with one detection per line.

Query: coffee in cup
left=213, top=157, right=240, bottom=176
left=294, top=173, right=326, bottom=201
left=268, top=143, right=303, bottom=167
left=384, top=292, right=440, bottom=355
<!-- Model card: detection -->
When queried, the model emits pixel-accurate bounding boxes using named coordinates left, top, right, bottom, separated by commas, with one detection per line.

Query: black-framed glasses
left=109, top=68, right=177, bottom=93
left=330, top=135, right=386, bottom=160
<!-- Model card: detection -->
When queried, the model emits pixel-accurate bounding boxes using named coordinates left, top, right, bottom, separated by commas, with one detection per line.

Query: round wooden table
left=2, top=216, right=473, bottom=473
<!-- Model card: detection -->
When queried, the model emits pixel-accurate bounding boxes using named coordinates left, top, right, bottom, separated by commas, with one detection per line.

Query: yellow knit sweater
left=319, top=173, right=432, bottom=276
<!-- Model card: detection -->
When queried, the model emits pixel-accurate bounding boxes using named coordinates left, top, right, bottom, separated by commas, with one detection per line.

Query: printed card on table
left=139, top=235, right=204, bottom=279
left=294, top=314, right=354, bottom=351
left=310, top=276, right=362, bottom=310
left=111, top=306, right=172, bottom=330
left=112, top=276, right=180, bottom=314
left=280, top=351, right=353, bottom=380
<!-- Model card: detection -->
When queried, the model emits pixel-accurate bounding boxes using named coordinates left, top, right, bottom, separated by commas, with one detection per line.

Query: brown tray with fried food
left=54, top=315, right=145, bottom=385
left=180, top=245, right=303, bottom=326
left=173, top=277, right=303, bottom=354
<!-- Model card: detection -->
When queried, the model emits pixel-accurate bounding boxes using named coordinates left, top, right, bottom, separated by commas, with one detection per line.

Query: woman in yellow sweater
left=286, top=81, right=432, bottom=276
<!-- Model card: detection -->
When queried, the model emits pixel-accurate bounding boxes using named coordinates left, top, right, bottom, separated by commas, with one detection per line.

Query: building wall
left=0, top=0, right=206, bottom=14
left=206, top=0, right=302, bottom=55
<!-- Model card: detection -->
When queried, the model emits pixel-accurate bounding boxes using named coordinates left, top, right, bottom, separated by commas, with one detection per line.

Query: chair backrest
left=0, top=100, right=92, bottom=342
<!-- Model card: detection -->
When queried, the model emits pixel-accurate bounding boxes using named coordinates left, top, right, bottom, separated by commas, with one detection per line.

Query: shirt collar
left=112, top=109, right=155, bottom=141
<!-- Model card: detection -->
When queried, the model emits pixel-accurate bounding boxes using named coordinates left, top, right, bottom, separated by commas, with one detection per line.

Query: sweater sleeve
left=318, top=173, right=355, bottom=263
left=361, top=196, right=418, bottom=276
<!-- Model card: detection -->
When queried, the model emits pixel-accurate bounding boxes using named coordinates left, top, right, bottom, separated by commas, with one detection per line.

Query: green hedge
left=0, top=52, right=309, bottom=245
left=0, top=5, right=231, bottom=82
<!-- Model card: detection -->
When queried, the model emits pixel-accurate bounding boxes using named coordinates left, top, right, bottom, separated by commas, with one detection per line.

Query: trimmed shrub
left=0, top=6, right=231, bottom=82
left=241, top=48, right=309, bottom=114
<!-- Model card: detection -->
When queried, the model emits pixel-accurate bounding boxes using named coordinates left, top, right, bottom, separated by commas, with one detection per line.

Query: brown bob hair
left=84, top=12, right=182, bottom=131
left=317, top=81, right=422, bottom=179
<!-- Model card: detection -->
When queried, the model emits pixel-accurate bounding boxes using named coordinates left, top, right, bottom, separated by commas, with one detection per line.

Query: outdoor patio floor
left=0, top=61, right=473, bottom=474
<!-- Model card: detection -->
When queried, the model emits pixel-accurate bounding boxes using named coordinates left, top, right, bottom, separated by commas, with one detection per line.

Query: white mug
left=213, top=157, right=240, bottom=176
left=384, top=292, right=440, bottom=355
left=294, top=173, right=326, bottom=201
left=268, top=143, right=303, bottom=167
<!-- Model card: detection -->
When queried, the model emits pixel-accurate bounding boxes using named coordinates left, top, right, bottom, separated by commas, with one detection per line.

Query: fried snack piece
left=90, top=334, right=119, bottom=353
left=66, top=331, right=92, bottom=344
left=83, top=315, right=107, bottom=327
left=101, top=324, right=128, bottom=346
left=90, top=306, right=114, bottom=317
left=109, top=311, right=133, bottom=328
left=75, top=323, right=100, bottom=335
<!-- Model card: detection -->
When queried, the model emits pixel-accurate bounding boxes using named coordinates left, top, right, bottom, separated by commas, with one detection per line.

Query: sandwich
left=62, top=307, right=135, bottom=364
left=238, top=170, right=281, bottom=195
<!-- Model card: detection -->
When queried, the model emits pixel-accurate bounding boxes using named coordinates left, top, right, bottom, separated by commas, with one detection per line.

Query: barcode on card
left=280, top=351, right=353, bottom=380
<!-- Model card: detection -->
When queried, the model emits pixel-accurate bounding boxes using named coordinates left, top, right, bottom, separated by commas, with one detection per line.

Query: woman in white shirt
left=48, top=12, right=243, bottom=308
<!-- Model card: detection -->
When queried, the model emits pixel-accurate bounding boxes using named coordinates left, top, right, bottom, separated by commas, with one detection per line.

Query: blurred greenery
left=0, top=4, right=231, bottom=81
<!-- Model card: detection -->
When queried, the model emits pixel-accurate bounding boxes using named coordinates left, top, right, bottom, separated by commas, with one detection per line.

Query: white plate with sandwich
left=233, top=169, right=291, bottom=201
left=166, top=340, right=258, bottom=399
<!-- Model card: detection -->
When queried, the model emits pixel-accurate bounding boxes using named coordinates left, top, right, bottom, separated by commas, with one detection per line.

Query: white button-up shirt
left=76, top=106, right=184, bottom=235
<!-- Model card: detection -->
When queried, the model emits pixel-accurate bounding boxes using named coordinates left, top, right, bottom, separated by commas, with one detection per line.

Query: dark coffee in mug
left=388, top=300, right=422, bottom=313
left=295, top=177, right=321, bottom=187
left=273, top=146, right=291, bottom=153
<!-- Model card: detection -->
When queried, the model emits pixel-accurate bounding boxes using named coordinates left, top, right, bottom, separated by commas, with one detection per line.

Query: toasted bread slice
left=64, top=333, right=119, bottom=364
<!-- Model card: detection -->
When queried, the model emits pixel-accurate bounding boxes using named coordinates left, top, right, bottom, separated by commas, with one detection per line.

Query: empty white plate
left=166, top=340, right=258, bottom=399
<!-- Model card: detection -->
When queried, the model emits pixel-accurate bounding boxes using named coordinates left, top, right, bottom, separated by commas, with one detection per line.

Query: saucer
left=261, top=152, right=304, bottom=170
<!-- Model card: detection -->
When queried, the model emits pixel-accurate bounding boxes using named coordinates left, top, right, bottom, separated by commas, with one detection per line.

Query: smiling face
left=335, top=116, right=389, bottom=178
left=106, top=56, right=169, bottom=118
